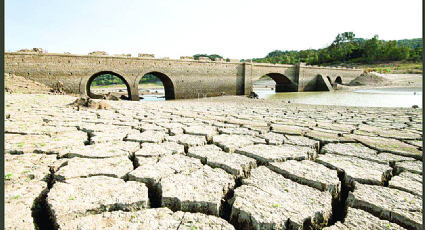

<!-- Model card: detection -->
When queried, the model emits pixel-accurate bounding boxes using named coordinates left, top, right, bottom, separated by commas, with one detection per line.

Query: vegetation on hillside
left=92, top=74, right=161, bottom=86
left=247, top=32, right=422, bottom=66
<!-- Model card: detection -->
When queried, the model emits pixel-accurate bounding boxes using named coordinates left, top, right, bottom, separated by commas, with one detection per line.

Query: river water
left=254, top=87, right=422, bottom=108
left=140, top=85, right=422, bottom=108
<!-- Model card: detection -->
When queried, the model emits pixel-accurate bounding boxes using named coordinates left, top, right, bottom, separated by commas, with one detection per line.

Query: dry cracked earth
left=4, top=94, right=423, bottom=230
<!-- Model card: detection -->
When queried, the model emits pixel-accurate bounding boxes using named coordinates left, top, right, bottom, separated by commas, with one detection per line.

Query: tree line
left=249, top=32, right=422, bottom=65
left=92, top=74, right=160, bottom=86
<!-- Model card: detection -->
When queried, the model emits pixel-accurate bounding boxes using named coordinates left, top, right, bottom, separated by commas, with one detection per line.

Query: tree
left=363, top=35, right=383, bottom=63
left=253, top=34, right=422, bottom=65
left=329, top=32, right=357, bottom=62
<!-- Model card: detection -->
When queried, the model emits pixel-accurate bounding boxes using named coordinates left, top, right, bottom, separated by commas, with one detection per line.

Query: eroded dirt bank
left=5, top=94, right=423, bottom=229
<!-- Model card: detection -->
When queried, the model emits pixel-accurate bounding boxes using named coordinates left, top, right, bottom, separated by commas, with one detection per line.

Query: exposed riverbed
left=255, top=87, right=422, bottom=108
left=5, top=92, right=423, bottom=229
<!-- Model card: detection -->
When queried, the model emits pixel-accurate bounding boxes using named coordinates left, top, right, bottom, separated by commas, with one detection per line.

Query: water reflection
left=255, top=87, right=422, bottom=108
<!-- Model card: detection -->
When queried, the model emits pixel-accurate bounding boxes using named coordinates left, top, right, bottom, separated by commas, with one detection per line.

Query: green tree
left=363, top=35, right=383, bottom=63
left=329, top=32, right=357, bottom=62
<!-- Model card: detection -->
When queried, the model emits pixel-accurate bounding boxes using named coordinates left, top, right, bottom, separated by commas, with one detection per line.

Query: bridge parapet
left=89, top=51, right=108, bottom=56
left=138, top=53, right=155, bottom=58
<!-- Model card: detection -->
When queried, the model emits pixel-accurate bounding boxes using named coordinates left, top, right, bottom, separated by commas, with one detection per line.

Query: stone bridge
left=4, top=52, right=363, bottom=100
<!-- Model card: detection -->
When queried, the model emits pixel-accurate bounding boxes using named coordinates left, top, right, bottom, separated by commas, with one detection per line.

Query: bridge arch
left=136, top=71, right=175, bottom=100
left=261, top=73, right=297, bottom=92
left=335, top=76, right=342, bottom=84
left=86, top=71, right=131, bottom=100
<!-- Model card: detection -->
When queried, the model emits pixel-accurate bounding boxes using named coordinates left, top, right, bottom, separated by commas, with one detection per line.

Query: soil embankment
left=4, top=73, right=52, bottom=94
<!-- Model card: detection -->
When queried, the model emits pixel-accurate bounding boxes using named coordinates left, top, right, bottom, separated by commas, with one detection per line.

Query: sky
left=5, top=0, right=423, bottom=60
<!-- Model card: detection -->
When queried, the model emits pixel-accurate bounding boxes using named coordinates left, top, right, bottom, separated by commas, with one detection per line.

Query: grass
left=5, top=173, right=13, bottom=180
left=352, top=61, right=423, bottom=74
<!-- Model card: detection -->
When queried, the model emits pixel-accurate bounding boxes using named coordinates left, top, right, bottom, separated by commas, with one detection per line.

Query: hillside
left=250, top=34, right=422, bottom=67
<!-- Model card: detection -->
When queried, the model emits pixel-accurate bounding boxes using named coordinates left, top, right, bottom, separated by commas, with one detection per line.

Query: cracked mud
left=5, top=94, right=422, bottom=229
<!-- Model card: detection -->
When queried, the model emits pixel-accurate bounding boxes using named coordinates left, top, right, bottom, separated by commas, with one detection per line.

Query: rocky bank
left=4, top=91, right=423, bottom=229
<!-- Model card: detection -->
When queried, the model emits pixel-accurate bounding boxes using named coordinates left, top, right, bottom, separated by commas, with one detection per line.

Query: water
left=139, top=88, right=165, bottom=101
left=255, top=87, right=422, bottom=108
left=140, top=94, right=165, bottom=101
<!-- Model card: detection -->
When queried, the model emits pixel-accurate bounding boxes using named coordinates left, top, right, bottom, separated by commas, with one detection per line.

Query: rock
left=165, top=134, right=208, bottom=149
left=315, top=153, right=393, bottom=186
left=321, top=143, right=379, bottom=161
left=257, top=132, right=286, bottom=145
left=304, top=129, right=355, bottom=143
left=283, top=135, right=319, bottom=147
left=156, top=122, right=186, bottom=136
left=389, top=171, right=422, bottom=197
left=59, top=208, right=235, bottom=230
left=393, top=160, right=423, bottom=175
left=270, top=124, right=309, bottom=135
left=5, top=153, right=57, bottom=183
left=135, top=142, right=185, bottom=158
left=248, top=92, right=259, bottom=99
left=161, top=165, right=235, bottom=216
left=236, top=144, right=316, bottom=164
left=103, top=93, right=121, bottom=101
left=55, top=156, right=134, bottom=181
left=324, top=207, right=406, bottom=229
left=69, top=97, right=111, bottom=110
left=231, top=166, right=333, bottom=229
left=355, top=124, right=422, bottom=140
left=5, top=181, right=47, bottom=230
left=268, top=160, right=340, bottom=193
left=48, top=176, right=149, bottom=227
left=188, top=145, right=257, bottom=177
left=312, top=121, right=357, bottom=133
left=90, top=130, right=129, bottom=144
left=355, top=136, right=422, bottom=160
left=212, top=134, right=266, bottom=153
left=58, top=141, right=140, bottom=159
left=5, top=120, right=56, bottom=136
left=183, top=125, right=218, bottom=140
left=218, top=127, right=259, bottom=136
left=138, top=122, right=169, bottom=132
left=127, top=154, right=203, bottom=207
left=128, top=154, right=203, bottom=183
left=124, top=130, right=166, bottom=143
left=5, top=134, right=57, bottom=154
left=347, top=183, right=422, bottom=230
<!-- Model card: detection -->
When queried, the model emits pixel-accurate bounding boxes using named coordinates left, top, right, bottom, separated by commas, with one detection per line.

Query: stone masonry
left=4, top=52, right=363, bottom=100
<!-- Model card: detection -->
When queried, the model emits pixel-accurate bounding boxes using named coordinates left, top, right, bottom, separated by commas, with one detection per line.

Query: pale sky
left=5, top=0, right=422, bottom=60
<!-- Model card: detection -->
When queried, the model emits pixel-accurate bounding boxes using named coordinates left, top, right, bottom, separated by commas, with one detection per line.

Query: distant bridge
left=5, top=52, right=363, bottom=100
